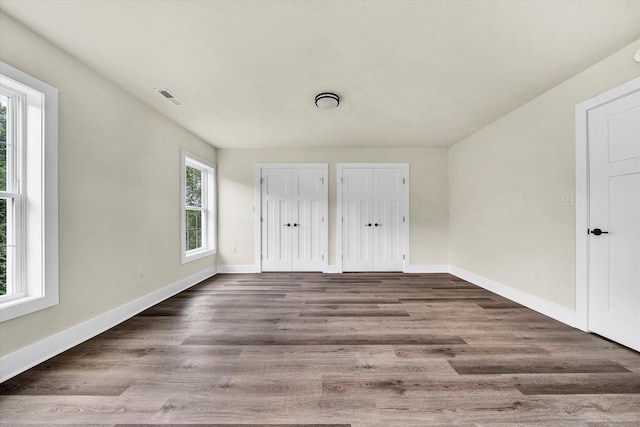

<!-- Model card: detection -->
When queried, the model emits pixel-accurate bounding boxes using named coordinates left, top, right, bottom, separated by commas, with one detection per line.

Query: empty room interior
left=1, top=0, right=640, bottom=425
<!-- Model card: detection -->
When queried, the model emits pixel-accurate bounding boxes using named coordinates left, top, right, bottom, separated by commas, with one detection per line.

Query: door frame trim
left=336, top=163, right=410, bottom=273
left=575, top=75, right=640, bottom=332
left=255, top=163, right=329, bottom=273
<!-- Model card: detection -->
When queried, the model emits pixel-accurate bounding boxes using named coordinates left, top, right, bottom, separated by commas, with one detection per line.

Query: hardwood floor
left=1, top=273, right=639, bottom=426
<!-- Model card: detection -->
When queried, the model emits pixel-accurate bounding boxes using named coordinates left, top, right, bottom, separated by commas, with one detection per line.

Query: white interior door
left=373, top=168, right=405, bottom=271
left=292, top=168, right=325, bottom=271
left=588, top=88, right=640, bottom=351
left=341, top=165, right=406, bottom=272
left=342, top=168, right=373, bottom=272
left=260, top=165, right=327, bottom=272
left=261, top=168, right=292, bottom=271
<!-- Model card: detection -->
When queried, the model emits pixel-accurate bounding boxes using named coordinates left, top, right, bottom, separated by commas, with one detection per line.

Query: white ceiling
left=1, top=0, right=639, bottom=149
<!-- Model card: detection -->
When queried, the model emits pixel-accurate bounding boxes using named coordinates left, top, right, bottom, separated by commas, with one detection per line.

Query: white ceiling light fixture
left=315, top=92, right=340, bottom=109
left=634, top=48, right=640, bottom=63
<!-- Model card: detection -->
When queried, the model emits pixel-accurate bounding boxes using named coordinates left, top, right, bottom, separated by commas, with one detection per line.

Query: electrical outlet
left=137, top=264, right=144, bottom=278
left=560, top=194, right=575, bottom=206
left=533, top=266, right=541, bottom=278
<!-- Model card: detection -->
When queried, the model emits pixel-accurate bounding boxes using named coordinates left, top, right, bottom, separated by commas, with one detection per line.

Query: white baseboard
left=0, top=267, right=218, bottom=383
left=217, top=264, right=449, bottom=274
left=449, top=266, right=578, bottom=328
left=323, top=265, right=340, bottom=273
left=217, top=265, right=260, bottom=273
left=405, top=264, right=450, bottom=273
left=219, top=265, right=340, bottom=274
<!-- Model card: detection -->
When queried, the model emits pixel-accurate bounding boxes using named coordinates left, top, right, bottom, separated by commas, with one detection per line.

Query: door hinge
left=322, top=216, right=325, bottom=223
left=321, top=177, right=324, bottom=184
left=340, top=178, right=343, bottom=184
left=403, top=178, right=406, bottom=184
left=341, top=216, right=344, bottom=222
left=322, top=254, right=325, bottom=260
left=403, top=254, right=406, bottom=260
left=403, top=216, right=406, bottom=222
left=260, top=217, right=263, bottom=222
left=260, top=178, right=264, bottom=184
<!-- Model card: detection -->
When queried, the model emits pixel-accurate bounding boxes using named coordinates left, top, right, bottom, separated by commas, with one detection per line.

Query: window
left=0, top=92, right=18, bottom=300
left=0, top=62, right=58, bottom=322
left=181, top=150, right=216, bottom=263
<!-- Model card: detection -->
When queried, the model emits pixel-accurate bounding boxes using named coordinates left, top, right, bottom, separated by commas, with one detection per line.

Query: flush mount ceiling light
left=635, top=48, right=640, bottom=63
left=315, top=92, right=340, bottom=109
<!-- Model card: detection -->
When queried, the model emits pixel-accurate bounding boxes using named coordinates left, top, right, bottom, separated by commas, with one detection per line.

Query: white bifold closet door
left=342, top=166, right=406, bottom=272
left=261, top=166, right=327, bottom=272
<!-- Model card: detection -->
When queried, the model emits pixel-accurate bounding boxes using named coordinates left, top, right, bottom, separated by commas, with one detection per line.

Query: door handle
left=283, top=223, right=291, bottom=227
left=374, top=223, right=381, bottom=227
left=365, top=223, right=372, bottom=227
left=293, top=223, right=300, bottom=227
left=589, top=228, right=609, bottom=236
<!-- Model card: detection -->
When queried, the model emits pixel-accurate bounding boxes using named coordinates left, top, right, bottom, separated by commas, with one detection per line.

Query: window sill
left=181, top=247, right=216, bottom=264
left=0, top=293, right=59, bottom=322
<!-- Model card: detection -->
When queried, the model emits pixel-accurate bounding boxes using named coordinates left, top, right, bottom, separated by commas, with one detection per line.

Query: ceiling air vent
left=155, top=88, right=184, bottom=106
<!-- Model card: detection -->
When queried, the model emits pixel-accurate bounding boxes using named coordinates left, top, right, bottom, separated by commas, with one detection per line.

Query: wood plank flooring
left=1, top=272, right=639, bottom=426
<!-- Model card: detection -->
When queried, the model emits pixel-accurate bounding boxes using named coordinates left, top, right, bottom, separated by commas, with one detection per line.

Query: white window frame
left=181, top=149, right=216, bottom=263
left=0, top=87, right=24, bottom=304
left=0, top=61, right=58, bottom=322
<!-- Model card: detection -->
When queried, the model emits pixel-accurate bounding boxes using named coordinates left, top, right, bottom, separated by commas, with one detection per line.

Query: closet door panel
left=373, top=168, right=404, bottom=271
left=292, top=168, right=324, bottom=271
left=342, top=168, right=373, bottom=272
left=261, top=169, right=292, bottom=271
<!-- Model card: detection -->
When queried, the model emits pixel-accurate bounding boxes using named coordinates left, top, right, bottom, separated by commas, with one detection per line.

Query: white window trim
left=180, top=149, right=216, bottom=264
left=0, top=61, right=58, bottom=322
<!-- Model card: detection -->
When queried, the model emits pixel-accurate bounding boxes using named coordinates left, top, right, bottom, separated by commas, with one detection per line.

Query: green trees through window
left=185, top=165, right=204, bottom=251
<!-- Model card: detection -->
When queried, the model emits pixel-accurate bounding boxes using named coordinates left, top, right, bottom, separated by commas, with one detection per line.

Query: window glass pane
left=0, top=198, right=7, bottom=295
left=185, top=166, right=202, bottom=208
left=0, top=95, right=7, bottom=192
left=186, top=209, right=202, bottom=251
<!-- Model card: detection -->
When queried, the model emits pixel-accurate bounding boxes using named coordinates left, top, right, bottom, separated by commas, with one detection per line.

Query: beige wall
left=449, top=39, right=640, bottom=309
left=0, top=13, right=216, bottom=357
left=218, top=147, right=449, bottom=267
